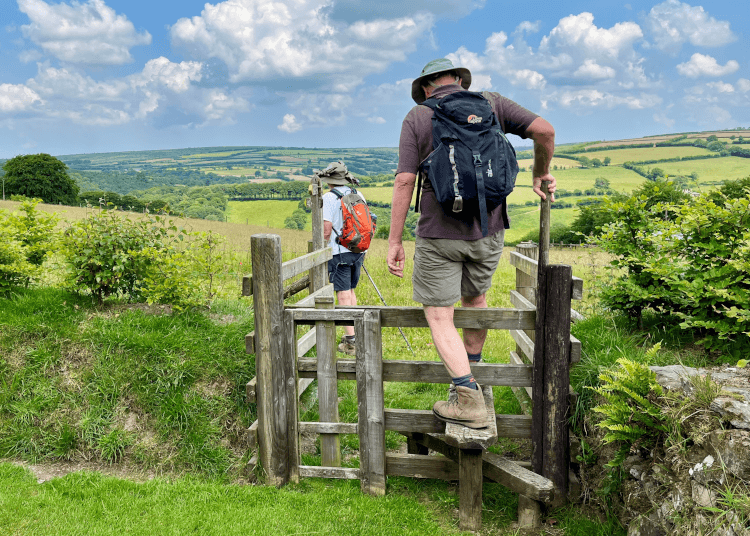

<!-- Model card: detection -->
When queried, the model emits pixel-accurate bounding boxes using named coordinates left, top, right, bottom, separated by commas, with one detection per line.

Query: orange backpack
left=332, top=187, right=373, bottom=254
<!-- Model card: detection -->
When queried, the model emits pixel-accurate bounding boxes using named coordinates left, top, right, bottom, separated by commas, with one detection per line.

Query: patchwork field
left=567, top=146, right=712, bottom=165
left=649, top=156, right=750, bottom=185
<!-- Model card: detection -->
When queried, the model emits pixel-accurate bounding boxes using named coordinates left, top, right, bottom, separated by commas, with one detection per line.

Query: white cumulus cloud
left=366, top=116, right=386, bottom=124
left=737, top=79, right=750, bottom=93
left=170, top=0, right=433, bottom=88
left=18, top=0, right=151, bottom=65
left=676, top=53, right=739, bottom=78
left=646, top=0, right=736, bottom=54
left=574, top=59, right=616, bottom=79
left=539, top=12, right=642, bottom=60
left=278, top=113, right=302, bottom=133
left=0, top=83, right=43, bottom=111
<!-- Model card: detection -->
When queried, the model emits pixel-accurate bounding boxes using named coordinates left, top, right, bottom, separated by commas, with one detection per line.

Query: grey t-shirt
left=396, top=84, right=539, bottom=240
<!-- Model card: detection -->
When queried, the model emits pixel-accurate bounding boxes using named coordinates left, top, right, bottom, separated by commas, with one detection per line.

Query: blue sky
left=0, top=0, right=747, bottom=157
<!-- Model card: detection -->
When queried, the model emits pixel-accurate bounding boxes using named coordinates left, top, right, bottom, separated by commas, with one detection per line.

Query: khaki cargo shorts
left=412, top=229, right=505, bottom=307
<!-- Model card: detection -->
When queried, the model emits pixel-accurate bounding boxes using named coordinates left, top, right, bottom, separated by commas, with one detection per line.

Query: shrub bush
left=61, top=210, right=185, bottom=304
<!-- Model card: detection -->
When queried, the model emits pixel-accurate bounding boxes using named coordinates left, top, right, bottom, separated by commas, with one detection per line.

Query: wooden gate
left=242, top=178, right=582, bottom=531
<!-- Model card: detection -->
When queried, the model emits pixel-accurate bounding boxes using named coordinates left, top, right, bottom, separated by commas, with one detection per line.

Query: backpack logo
left=332, top=188, right=373, bottom=254
left=467, top=115, right=482, bottom=124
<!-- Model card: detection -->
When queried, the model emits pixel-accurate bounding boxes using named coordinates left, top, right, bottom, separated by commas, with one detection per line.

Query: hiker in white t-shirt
left=318, top=161, right=366, bottom=356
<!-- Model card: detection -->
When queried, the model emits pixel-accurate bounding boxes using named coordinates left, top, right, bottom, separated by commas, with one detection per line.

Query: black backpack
left=417, top=91, right=519, bottom=237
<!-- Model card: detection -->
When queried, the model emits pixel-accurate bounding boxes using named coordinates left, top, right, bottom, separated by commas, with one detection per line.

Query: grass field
left=567, top=145, right=712, bottom=165
left=650, top=156, right=750, bottom=184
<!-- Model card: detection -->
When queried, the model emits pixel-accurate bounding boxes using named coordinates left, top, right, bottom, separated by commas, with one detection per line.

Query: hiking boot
left=337, top=336, right=356, bottom=356
left=433, top=384, right=490, bottom=429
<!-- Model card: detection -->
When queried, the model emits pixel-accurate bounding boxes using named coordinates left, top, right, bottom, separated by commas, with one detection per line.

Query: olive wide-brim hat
left=314, top=161, right=359, bottom=186
left=411, top=58, right=471, bottom=104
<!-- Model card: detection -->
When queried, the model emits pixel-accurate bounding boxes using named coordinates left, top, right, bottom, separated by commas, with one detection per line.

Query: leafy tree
left=579, top=156, right=591, bottom=168
left=594, top=177, right=610, bottom=189
left=603, top=156, right=612, bottom=166
left=2, top=154, right=79, bottom=205
left=707, top=135, right=719, bottom=143
left=591, top=158, right=603, bottom=168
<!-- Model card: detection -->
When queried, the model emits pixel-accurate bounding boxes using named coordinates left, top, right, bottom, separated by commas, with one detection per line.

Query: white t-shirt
left=322, top=186, right=366, bottom=255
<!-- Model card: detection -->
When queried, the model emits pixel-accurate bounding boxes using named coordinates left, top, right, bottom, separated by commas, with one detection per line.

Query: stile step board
left=409, top=433, right=555, bottom=503
left=299, top=466, right=360, bottom=480
left=482, top=451, right=555, bottom=503
left=443, top=384, right=498, bottom=450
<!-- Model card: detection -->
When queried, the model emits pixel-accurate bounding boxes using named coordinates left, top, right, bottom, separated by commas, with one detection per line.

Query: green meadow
left=650, top=156, right=750, bottom=184
left=567, top=145, right=712, bottom=165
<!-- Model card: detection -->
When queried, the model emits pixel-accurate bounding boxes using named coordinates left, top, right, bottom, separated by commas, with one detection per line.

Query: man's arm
left=526, top=117, right=557, bottom=202
left=323, top=220, right=333, bottom=242
left=386, top=172, right=416, bottom=278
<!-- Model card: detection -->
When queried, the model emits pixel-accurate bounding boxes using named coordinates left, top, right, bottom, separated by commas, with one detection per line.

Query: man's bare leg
left=336, top=289, right=357, bottom=338
left=424, top=305, right=471, bottom=378
left=462, top=293, right=488, bottom=357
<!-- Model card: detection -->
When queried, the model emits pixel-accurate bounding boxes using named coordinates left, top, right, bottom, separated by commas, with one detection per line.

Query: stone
left=650, top=364, right=750, bottom=430
left=627, top=514, right=667, bottom=536
left=691, top=481, right=717, bottom=508
left=706, top=429, right=750, bottom=480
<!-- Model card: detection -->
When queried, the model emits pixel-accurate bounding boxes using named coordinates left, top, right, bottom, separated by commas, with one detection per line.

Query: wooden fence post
left=309, top=176, right=327, bottom=292
left=252, top=234, right=298, bottom=486
left=356, top=309, right=385, bottom=496
left=531, top=264, right=572, bottom=506
left=316, top=295, right=340, bottom=467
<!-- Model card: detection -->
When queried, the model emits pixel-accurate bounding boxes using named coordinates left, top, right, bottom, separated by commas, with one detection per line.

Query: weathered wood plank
left=444, top=384, right=497, bottom=450
left=509, top=252, right=583, bottom=300
left=252, top=234, right=293, bottom=486
left=299, top=466, right=360, bottom=480
left=385, top=453, right=458, bottom=480
left=316, top=295, right=340, bottom=468
left=245, top=329, right=315, bottom=355
left=482, top=451, right=555, bottom=503
left=281, top=247, right=333, bottom=282
left=518, top=495, right=542, bottom=529
left=242, top=273, right=313, bottom=298
left=299, top=422, right=358, bottom=434
left=510, top=351, right=533, bottom=400
left=459, top=449, right=484, bottom=532
left=570, top=334, right=581, bottom=364
left=309, top=177, right=327, bottom=292
left=245, top=377, right=256, bottom=404
left=283, top=309, right=300, bottom=483
left=532, top=264, right=572, bottom=508
left=245, top=331, right=255, bottom=354
left=290, top=308, right=365, bottom=323
left=385, top=409, right=530, bottom=438
left=514, top=243, right=538, bottom=305
left=242, top=274, right=252, bottom=296
left=283, top=274, right=310, bottom=299
left=510, top=329, right=535, bottom=362
left=570, top=308, right=585, bottom=323
left=294, top=283, right=334, bottom=308
left=298, top=359, right=533, bottom=387
left=511, top=291, right=581, bottom=364
left=287, top=305, right=536, bottom=330
left=297, top=327, right=316, bottom=357
left=356, top=310, right=386, bottom=496
left=247, top=420, right=258, bottom=450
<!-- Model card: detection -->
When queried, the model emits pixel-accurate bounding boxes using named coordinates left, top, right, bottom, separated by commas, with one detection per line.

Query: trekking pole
left=361, top=264, right=415, bottom=357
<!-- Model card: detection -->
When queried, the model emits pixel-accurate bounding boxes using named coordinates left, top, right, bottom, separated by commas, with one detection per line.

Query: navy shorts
left=328, top=252, right=364, bottom=292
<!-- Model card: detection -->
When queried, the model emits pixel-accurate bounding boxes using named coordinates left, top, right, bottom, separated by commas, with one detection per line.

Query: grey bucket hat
left=314, top=161, right=359, bottom=186
left=411, top=58, right=471, bottom=104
